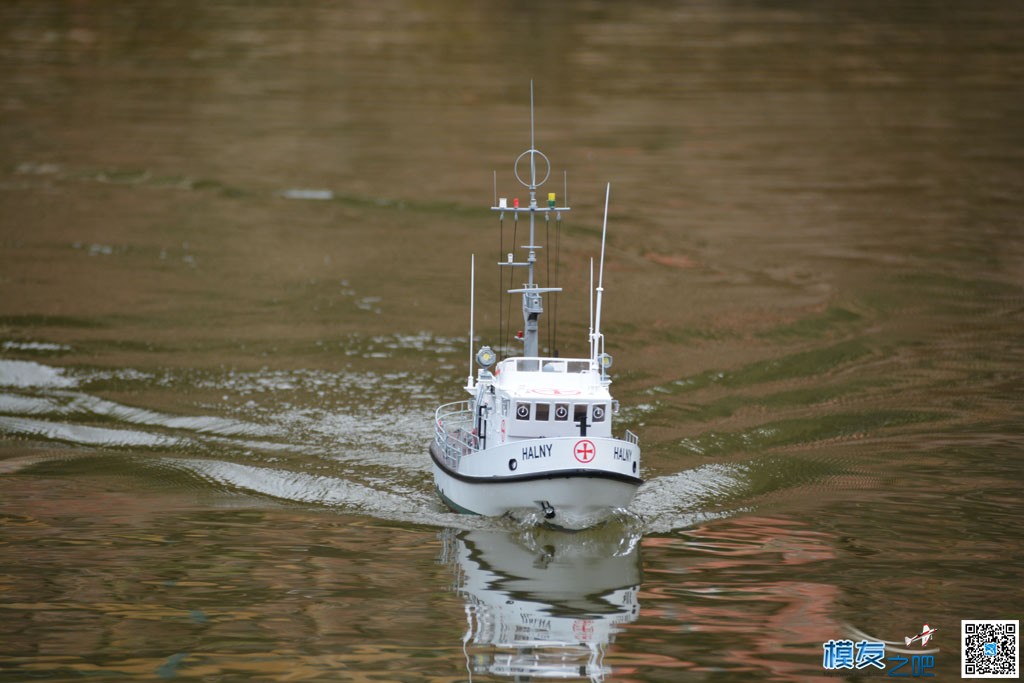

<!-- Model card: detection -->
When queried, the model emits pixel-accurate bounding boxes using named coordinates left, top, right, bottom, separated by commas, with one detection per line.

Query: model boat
left=430, top=86, right=642, bottom=527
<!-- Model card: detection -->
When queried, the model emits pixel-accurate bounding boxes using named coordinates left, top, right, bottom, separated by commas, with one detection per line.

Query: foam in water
left=0, top=359, right=77, bottom=388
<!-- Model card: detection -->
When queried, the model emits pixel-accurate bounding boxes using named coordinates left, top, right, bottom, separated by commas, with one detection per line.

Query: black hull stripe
left=434, top=486, right=480, bottom=515
left=429, top=442, right=644, bottom=486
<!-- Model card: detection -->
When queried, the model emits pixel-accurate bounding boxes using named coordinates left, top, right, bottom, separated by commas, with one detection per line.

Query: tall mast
left=493, top=82, right=568, bottom=358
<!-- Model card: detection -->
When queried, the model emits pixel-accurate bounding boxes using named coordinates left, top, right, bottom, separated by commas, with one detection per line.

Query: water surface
left=2, top=2, right=1023, bottom=681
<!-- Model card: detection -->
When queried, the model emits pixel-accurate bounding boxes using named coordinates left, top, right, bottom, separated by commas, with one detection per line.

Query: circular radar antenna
left=514, top=148, right=551, bottom=190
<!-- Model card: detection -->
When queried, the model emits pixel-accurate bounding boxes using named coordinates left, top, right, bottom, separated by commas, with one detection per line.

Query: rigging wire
left=545, top=213, right=551, bottom=354
left=505, top=216, right=519, bottom=357
left=553, top=211, right=561, bottom=356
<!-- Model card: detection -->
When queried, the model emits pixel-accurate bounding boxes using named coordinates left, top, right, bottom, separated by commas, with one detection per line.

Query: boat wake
left=0, top=356, right=746, bottom=533
left=631, top=463, right=749, bottom=532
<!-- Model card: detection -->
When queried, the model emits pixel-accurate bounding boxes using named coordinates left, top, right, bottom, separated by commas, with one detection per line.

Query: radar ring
left=514, top=148, right=551, bottom=189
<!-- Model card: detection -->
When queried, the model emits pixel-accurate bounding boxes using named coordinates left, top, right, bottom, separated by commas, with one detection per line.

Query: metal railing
left=434, top=401, right=479, bottom=469
left=624, top=429, right=640, bottom=446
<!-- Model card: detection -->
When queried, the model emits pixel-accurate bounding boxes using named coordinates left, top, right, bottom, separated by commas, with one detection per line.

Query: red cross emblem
left=573, top=439, right=596, bottom=463
left=572, top=619, right=595, bottom=642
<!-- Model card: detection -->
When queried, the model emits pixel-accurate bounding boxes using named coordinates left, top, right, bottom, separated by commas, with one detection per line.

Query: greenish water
left=2, top=2, right=1022, bottom=681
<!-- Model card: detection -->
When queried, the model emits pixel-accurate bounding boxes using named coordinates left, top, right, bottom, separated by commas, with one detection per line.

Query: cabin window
left=515, top=402, right=531, bottom=420
left=516, top=359, right=540, bottom=372
left=554, top=403, right=570, bottom=421
left=502, top=398, right=510, bottom=416
left=574, top=404, right=588, bottom=423
left=535, top=403, right=550, bottom=421
left=567, top=361, right=589, bottom=373
left=592, top=404, right=607, bottom=422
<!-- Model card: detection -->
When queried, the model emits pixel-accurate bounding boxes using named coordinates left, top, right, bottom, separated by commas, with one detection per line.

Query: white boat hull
left=429, top=436, right=642, bottom=525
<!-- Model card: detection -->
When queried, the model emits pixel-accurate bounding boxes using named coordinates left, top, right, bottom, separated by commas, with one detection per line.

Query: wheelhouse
left=487, top=356, right=614, bottom=441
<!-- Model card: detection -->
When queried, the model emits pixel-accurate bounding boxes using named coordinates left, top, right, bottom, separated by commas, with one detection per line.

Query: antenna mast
left=592, top=183, right=610, bottom=373
left=589, top=257, right=594, bottom=355
left=466, top=254, right=475, bottom=391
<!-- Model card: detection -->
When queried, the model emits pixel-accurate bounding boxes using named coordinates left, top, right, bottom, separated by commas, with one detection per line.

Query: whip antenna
left=589, top=257, right=594, bottom=357
left=466, top=254, right=475, bottom=391
left=592, top=183, right=610, bottom=364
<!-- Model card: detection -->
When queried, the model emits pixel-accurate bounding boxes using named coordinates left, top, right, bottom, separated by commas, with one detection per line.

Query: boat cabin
left=480, top=357, right=614, bottom=442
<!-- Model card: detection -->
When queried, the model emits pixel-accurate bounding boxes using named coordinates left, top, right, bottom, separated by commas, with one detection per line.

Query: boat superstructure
left=430, top=85, right=642, bottom=527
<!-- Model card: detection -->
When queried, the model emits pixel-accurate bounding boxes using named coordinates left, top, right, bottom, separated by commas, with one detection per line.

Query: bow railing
left=434, top=401, right=479, bottom=469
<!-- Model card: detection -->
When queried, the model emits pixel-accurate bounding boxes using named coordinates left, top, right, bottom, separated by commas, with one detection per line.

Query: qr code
left=962, top=620, right=1019, bottom=678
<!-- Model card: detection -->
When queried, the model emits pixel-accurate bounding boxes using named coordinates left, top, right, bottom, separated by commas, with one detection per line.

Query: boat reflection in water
left=440, top=521, right=641, bottom=681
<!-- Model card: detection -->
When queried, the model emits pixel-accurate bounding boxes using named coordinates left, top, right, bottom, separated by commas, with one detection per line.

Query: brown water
left=2, top=2, right=1023, bottom=681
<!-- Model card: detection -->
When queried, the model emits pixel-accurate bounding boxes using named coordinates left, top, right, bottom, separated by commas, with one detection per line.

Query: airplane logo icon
left=904, top=624, right=938, bottom=646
